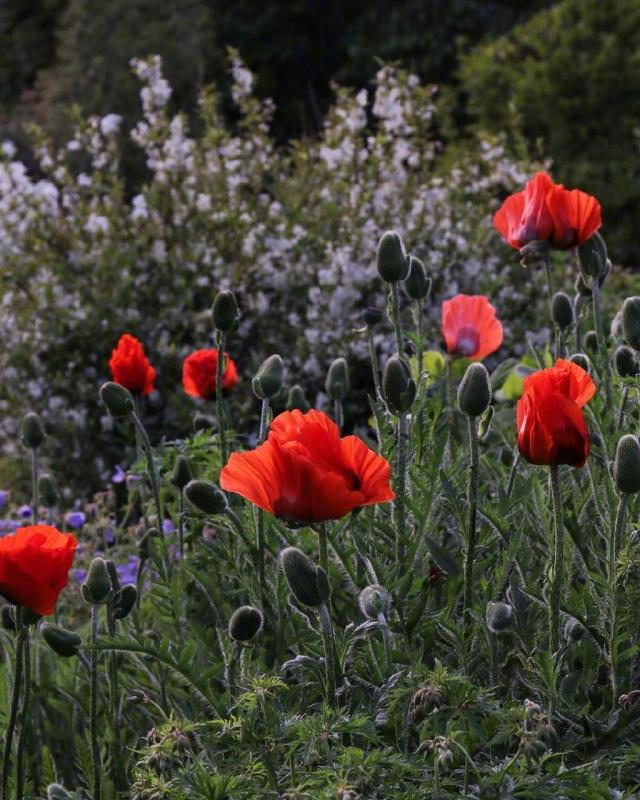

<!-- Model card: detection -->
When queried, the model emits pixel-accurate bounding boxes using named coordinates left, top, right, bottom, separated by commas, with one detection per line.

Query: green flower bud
left=485, top=601, right=514, bottom=635
left=99, top=381, right=134, bottom=418
left=613, top=435, right=640, bottom=494
left=376, top=231, right=409, bottom=283
left=81, top=557, right=113, bottom=605
left=1, top=606, right=15, bottom=632
left=584, top=330, right=598, bottom=352
left=615, top=345, right=637, bottom=378
left=170, top=455, right=193, bottom=490
left=622, top=297, right=640, bottom=351
left=575, top=273, right=592, bottom=298
left=38, top=473, right=59, bottom=508
left=457, top=363, right=491, bottom=418
left=569, top=353, right=590, bottom=373
left=551, top=292, right=574, bottom=329
left=113, top=584, right=138, bottom=620
left=564, top=617, right=584, bottom=643
left=21, top=412, right=46, bottom=450
left=47, top=784, right=72, bottom=800
left=212, top=290, right=239, bottom=332
left=578, top=231, right=607, bottom=279
left=41, top=623, right=82, bottom=658
left=105, top=559, right=121, bottom=595
left=286, top=384, right=311, bottom=413
left=193, top=413, right=213, bottom=432
left=228, top=605, right=264, bottom=642
left=252, top=354, right=284, bottom=400
left=403, top=256, right=431, bottom=300
left=362, top=307, right=383, bottom=327
left=325, top=358, right=350, bottom=401
left=358, top=584, right=391, bottom=619
left=184, top=480, right=228, bottom=515
left=22, top=607, right=41, bottom=626
left=382, top=355, right=416, bottom=413
left=280, top=547, right=330, bottom=608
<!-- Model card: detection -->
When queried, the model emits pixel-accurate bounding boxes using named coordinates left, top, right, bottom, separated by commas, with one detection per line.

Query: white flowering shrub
left=0, top=52, right=536, bottom=488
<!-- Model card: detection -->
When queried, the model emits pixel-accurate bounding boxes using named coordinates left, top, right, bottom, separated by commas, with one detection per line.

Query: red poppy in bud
left=493, top=171, right=601, bottom=250
left=0, top=525, right=77, bottom=615
left=182, top=348, right=238, bottom=400
left=109, top=334, right=156, bottom=396
left=516, top=358, right=596, bottom=468
left=441, top=294, right=503, bottom=360
left=220, top=409, right=394, bottom=524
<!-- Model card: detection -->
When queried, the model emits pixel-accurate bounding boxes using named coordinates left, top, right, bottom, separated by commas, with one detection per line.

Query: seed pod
left=38, top=474, right=59, bottom=508
left=113, top=584, right=138, bottom=620
left=184, top=480, right=228, bottom=515
left=81, top=557, right=113, bottom=605
left=280, top=547, right=330, bottom=608
left=99, top=381, right=134, bottom=418
left=403, top=256, right=431, bottom=300
left=615, top=345, right=637, bottom=378
left=622, top=297, right=640, bottom=351
left=362, top=307, right=383, bottom=327
left=41, top=623, right=82, bottom=658
left=613, top=435, right=640, bottom=494
left=551, top=292, right=574, bottom=329
left=286, top=384, right=311, bottom=413
left=584, top=330, right=598, bottom=352
left=578, top=231, right=608, bottom=279
left=212, top=290, right=239, bottom=332
left=376, top=230, right=409, bottom=283
left=325, top=358, right=349, bottom=401
left=228, top=605, right=264, bottom=642
left=21, top=412, right=46, bottom=450
left=485, top=601, right=514, bottom=635
left=252, top=354, right=284, bottom=400
left=382, top=355, right=416, bottom=413
left=569, top=353, right=590, bottom=373
left=457, top=363, right=491, bottom=417
left=358, top=584, right=391, bottom=619
left=170, top=455, right=193, bottom=490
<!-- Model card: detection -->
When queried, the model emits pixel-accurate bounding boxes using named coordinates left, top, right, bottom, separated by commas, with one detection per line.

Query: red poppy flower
left=493, top=171, right=601, bottom=250
left=182, top=349, right=238, bottom=400
left=516, top=358, right=596, bottom=468
left=441, top=294, right=503, bottom=360
left=220, top=409, right=394, bottom=524
left=0, top=525, right=77, bottom=616
left=109, top=334, right=156, bottom=396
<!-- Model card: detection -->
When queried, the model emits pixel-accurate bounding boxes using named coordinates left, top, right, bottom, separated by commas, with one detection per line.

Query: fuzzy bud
left=622, top=297, right=640, bottom=351
left=113, top=584, right=138, bottom=620
left=584, top=330, right=598, bottom=352
left=564, top=617, right=584, bottom=643
left=578, top=232, right=608, bottom=279
left=485, top=601, right=514, bottom=635
left=41, top=623, right=82, bottom=658
left=382, top=355, right=416, bottom=413
left=212, top=290, right=239, bottom=332
left=362, top=307, right=383, bottom=327
left=105, top=559, right=121, bottom=596
left=47, top=785, right=72, bottom=800
left=569, top=353, right=590, bottom=373
left=21, top=413, right=46, bottom=450
left=193, top=414, right=213, bottom=432
left=457, top=363, right=491, bottom=417
left=252, top=354, right=284, bottom=400
left=280, top=547, right=330, bottom=608
left=325, top=358, right=350, bottom=401
left=99, top=381, right=134, bottom=418
left=615, top=345, right=638, bottom=378
left=551, top=292, right=574, bottom=329
left=358, top=584, right=391, bottom=619
left=184, top=480, right=228, bottom=516
left=286, top=384, right=311, bottom=413
left=228, top=605, right=264, bottom=642
left=38, top=474, right=59, bottom=508
left=81, top=557, right=113, bottom=605
left=403, top=256, right=431, bottom=300
left=613, top=435, right=640, bottom=494
left=170, top=455, right=193, bottom=490
left=575, top=273, right=592, bottom=298
left=376, top=231, right=409, bottom=283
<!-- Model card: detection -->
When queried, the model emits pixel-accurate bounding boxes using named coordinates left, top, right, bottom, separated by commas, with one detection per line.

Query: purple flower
left=116, top=556, right=139, bottom=587
left=112, top=465, right=126, bottom=484
left=18, top=505, right=32, bottom=519
left=103, top=526, right=116, bottom=546
left=66, top=511, right=86, bottom=529
left=162, top=518, right=175, bottom=535
left=73, top=568, right=88, bottom=583
left=0, top=491, right=8, bottom=510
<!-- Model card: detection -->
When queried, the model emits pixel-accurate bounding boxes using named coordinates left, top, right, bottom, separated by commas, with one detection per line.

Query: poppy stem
left=89, top=604, right=103, bottom=800
left=462, top=416, right=479, bottom=646
left=394, top=413, right=408, bottom=567
left=15, top=621, right=30, bottom=800
left=318, top=523, right=329, bottom=579
left=390, top=282, right=404, bottom=355
left=616, top=387, right=629, bottom=433
left=0, top=607, right=25, bottom=800
left=591, top=278, right=612, bottom=405
left=334, top=399, right=344, bottom=432
left=414, top=299, right=424, bottom=373
left=106, top=607, right=125, bottom=792
left=548, top=464, right=565, bottom=659
left=543, top=253, right=554, bottom=306
left=318, top=601, right=337, bottom=708
left=608, top=493, right=628, bottom=707
left=177, top=492, right=185, bottom=559
left=573, top=295, right=582, bottom=352
left=258, top=398, right=270, bottom=444
left=226, top=641, right=242, bottom=699
left=366, top=326, right=382, bottom=400
left=216, top=331, right=229, bottom=465
left=30, top=449, right=38, bottom=524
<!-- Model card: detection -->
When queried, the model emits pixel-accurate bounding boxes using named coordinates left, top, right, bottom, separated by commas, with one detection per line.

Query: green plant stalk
left=543, top=252, right=554, bottom=306
left=216, top=330, right=229, bottom=464
left=177, top=491, right=185, bottom=559
left=90, top=605, right=102, bottom=800
left=505, top=447, right=520, bottom=498
left=334, top=399, right=344, bottom=432
left=377, top=611, right=392, bottom=671
left=256, top=398, right=270, bottom=602
left=616, top=387, right=629, bottom=433
left=573, top=296, right=582, bottom=353
left=366, top=327, right=382, bottom=400
left=591, top=278, right=612, bottom=406
left=106, top=607, right=125, bottom=791
left=414, top=299, right=424, bottom=374
left=258, top=398, right=270, bottom=444
left=31, top=449, right=38, bottom=523
left=608, top=493, right=628, bottom=707
left=226, top=641, right=242, bottom=699
left=395, top=412, right=408, bottom=567
left=463, top=416, right=479, bottom=646
left=390, top=282, right=404, bottom=355
left=318, top=602, right=337, bottom=708
left=318, top=523, right=329, bottom=579
left=1, top=607, right=25, bottom=800
left=548, top=464, right=565, bottom=657
left=15, top=622, right=30, bottom=800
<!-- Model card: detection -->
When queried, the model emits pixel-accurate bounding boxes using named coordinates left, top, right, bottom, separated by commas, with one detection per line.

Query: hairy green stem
left=15, top=621, right=30, bottom=800
left=1, top=607, right=25, bottom=800
left=395, top=413, right=408, bottom=568
left=616, top=387, right=629, bottom=433
left=608, top=493, right=628, bottom=707
left=90, top=605, right=102, bottom=800
left=366, top=327, right=382, bottom=400
left=318, top=523, right=329, bottom=579
left=463, top=416, right=479, bottom=645
left=377, top=611, right=392, bottom=671
left=177, top=492, right=185, bottom=559
left=414, top=299, right=424, bottom=374
left=258, top=398, right=270, bottom=444
left=591, top=278, right=612, bottom=406
left=334, top=399, right=344, bottom=432
left=106, top=608, right=125, bottom=791
left=227, top=641, right=242, bottom=699
left=390, top=282, right=404, bottom=356
left=216, top=331, right=229, bottom=464
left=31, top=450, right=38, bottom=524
left=548, top=464, right=565, bottom=657
left=319, top=602, right=337, bottom=708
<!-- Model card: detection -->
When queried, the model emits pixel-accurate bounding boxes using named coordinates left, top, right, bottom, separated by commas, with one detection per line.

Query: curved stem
left=216, top=331, right=229, bottom=464
left=463, top=416, right=479, bottom=645
left=31, top=450, right=38, bottom=524
left=1, top=608, right=25, bottom=800
left=390, top=282, right=404, bottom=355
left=548, top=464, right=565, bottom=658
left=90, top=605, right=102, bottom=800
left=318, top=602, right=337, bottom=708
left=258, top=398, right=270, bottom=444
left=15, top=620, right=30, bottom=800
left=395, top=413, right=408, bottom=568
left=609, top=493, right=628, bottom=707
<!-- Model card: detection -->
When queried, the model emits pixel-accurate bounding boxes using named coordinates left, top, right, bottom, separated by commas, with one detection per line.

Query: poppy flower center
left=455, top=326, right=480, bottom=357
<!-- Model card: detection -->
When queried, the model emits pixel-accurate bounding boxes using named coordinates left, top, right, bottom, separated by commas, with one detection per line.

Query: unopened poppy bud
left=1, top=605, right=15, bottom=631
left=564, top=617, right=584, bottom=643
left=47, top=784, right=72, bottom=800
left=99, top=381, right=134, bottom=418
left=622, top=297, right=640, bottom=351
left=376, top=230, right=409, bottom=283
left=362, top=307, right=383, bottom=327
left=228, top=605, right=264, bottom=642
left=113, top=584, right=137, bottom=620
left=184, top=480, right=228, bottom=515
left=569, top=353, right=590, bottom=373
left=404, top=256, right=431, bottom=300
left=21, top=412, right=46, bottom=450
left=170, top=455, right=193, bottom=490
left=584, top=330, right=598, bottom=352
left=212, top=290, right=239, bottom=332
left=286, top=384, right=311, bottom=413
left=578, top=231, right=608, bottom=279
left=325, top=358, right=350, bottom=401
left=486, top=601, right=514, bottom=635
left=551, top=292, right=574, bottom=329
left=41, top=623, right=82, bottom=658
left=358, top=584, right=391, bottom=619
left=615, top=345, right=637, bottom=377
left=22, top=608, right=41, bottom=626
left=81, top=557, right=113, bottom=605
left=105, top=559, right=121, bottom=595
left=613, top=435, right=640, bottom=494
left=38, top=474, right=59, bottom=508
left=252, top=354, right=284, bottom=400
left=457, top=363, right=491, bottom=417
left=382, top=355, right=416, bottom=413
left=280, top=547, right=330, bottom=608
left=575, top=274, right=592, bottom=298
left=193, top=414, right=213, bottom=432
